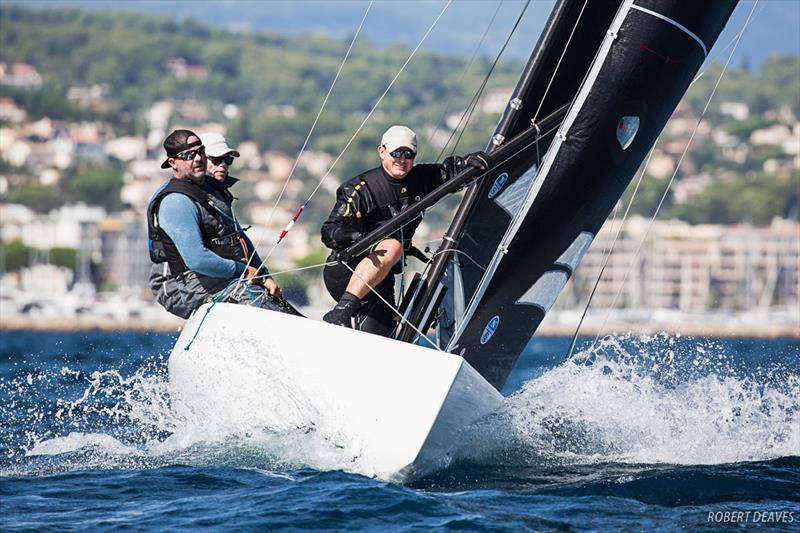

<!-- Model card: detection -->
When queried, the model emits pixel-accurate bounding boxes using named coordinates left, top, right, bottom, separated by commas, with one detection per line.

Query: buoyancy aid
left=146, top=177, right=248, bottom=276
left=357, top=165, right=440, bottom=242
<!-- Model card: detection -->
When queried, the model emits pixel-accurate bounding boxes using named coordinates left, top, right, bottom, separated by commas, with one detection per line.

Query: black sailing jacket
left=321, top=157, right=469, bottom=253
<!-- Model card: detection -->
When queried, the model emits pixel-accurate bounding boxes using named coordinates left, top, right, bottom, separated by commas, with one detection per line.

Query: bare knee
left=372, top=239, right=403, bottom=268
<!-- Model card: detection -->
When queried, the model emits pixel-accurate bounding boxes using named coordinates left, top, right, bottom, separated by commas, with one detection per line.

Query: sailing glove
left=443, top=151, right=492, bottom=177
left=332, top=226, right=363, bottom=248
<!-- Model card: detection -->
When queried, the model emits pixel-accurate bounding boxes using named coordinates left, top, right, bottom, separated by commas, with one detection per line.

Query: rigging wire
left=260, top=0, right=455, bottom=265
left=432, top=248, right=487, bottom=271
left=342, top=262, right=442, bottom=351
left=691, top=0, right=766, bottom=86
left=589, top=0, right=761, bottom=350
left=264, top=1, right=373, bottom=233
left=530, top=0, right=588, bottom=126
left=241, top=0, right=373, bottom=275
left=564, top=143, right=658, bottom=359
left=417, top=0, right=505, bottom=162
left=438, top=0, right=532, bottom=160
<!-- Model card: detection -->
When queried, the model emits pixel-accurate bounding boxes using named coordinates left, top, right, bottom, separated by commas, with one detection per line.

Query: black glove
left=465, top=151, right=491, bottom=172
left=332, top=226, right=362, bottom=248
left=443, top=151, right=492, bottom=178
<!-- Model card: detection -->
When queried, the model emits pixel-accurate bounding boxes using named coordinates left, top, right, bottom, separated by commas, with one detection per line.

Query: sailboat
left=168, top=0, right=738, bottom=482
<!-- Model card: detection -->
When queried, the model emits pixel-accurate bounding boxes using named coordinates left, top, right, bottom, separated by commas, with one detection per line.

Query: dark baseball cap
left=161, top=129, right=202, bottom=169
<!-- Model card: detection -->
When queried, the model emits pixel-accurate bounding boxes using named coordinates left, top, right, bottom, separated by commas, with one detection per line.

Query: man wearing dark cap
left=147, top=129, right=296, bottom=318
left=320, top=124, right=489, bottom=335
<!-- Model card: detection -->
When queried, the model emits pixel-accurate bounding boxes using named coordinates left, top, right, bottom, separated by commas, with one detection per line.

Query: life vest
left=357, top=166, right=433, bottom=243
left=146, top=178, right=248, bottom=276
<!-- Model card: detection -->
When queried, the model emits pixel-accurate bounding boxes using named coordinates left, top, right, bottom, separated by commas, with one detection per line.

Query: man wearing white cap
left=147, top=130, right=295, bottom=318
left=201, top=131, right=241, bottom=184
left=320, top=124, right=490, bottom=335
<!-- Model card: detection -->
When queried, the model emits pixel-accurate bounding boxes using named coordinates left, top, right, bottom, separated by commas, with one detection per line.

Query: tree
left=65, top=165, right=123, bottom=211
left=0, top=240, right=32, bottom=272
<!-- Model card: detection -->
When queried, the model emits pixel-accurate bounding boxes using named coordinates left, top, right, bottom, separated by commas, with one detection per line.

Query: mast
left=397, top=0, right=624, bottom=342
left=342, top=106, right=568, bottom=261
left=347, top=0, right=738, bottom=393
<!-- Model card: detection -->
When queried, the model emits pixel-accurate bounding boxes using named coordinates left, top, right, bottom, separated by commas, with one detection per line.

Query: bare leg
left=345, top=238, right=403, bottom=299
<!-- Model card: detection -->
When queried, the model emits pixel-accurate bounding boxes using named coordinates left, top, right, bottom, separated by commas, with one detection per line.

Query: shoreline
left=1, top=315, right=797, bottom=339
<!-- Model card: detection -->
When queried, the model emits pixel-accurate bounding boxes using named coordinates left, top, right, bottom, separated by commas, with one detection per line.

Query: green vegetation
left=65, top=165, right=124, bottom=212
left=0, top=240, right=31, bottom=271
left=667, top=171, right=799, bottom=225
left=0, top=4, right=519, bottom=178
left=1, top=164, right=124, bottom=213
left=0, top=240, right=78, bottom=271
left=0, top=4, right=797, bottom=228
left=685, top=56, right=800, bottom=117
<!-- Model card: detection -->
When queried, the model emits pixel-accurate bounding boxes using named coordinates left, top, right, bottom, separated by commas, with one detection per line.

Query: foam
left=475, top=334, right=800, bottom=467
left=5, top=333, right=798, bottom=478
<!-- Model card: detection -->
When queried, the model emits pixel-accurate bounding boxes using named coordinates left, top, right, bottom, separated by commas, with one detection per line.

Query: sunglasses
left=174, top=146, right=205, bottom=161
left=388, top=147, right=416, bottom=159
left=209, top=154, right=235, bottom=166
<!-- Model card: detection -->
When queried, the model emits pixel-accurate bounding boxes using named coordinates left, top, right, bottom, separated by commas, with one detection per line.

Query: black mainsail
left=343, top=0, right=737, bottom=391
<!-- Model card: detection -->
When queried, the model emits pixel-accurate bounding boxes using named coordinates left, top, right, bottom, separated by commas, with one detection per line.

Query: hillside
left=0, top=4, right=798, bottom=228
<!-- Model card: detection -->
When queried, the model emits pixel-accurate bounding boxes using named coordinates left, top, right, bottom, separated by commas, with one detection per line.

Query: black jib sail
left=400, top=0, right=737, bottom=390
left=341, top=0, right=737, bottom=392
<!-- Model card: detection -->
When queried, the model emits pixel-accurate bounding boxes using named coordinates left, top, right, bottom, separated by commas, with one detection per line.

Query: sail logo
left=480, top=315, right=500, bottom=344
left=488, top=173, right=509, bottom=199
left=616, top=116, right=640, bottom=150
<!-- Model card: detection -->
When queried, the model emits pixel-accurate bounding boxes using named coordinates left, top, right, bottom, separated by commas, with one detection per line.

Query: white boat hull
left=167, top=302, right=503, bottom=482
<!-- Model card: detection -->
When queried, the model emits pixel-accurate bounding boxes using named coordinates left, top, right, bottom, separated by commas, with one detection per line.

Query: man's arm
left=320, top=184, right=368, bottom=250
left=158, top=193, right=246, bottom=278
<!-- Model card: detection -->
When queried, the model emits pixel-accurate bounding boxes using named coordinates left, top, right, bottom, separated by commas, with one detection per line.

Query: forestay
left=396, top=0, right=737, bottom=390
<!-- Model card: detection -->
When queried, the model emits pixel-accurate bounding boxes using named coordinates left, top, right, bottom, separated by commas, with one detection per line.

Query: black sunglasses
left=209, top=154, right=235, bottom=166
left=388, top=147, right=416, bottom=159
left=174, top=146, right=205, bottom=161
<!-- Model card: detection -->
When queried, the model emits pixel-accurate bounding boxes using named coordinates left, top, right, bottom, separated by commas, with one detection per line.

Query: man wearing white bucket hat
left=147, top=130, right=297, bottom=318
left=320, top=124, right=490, bottom=335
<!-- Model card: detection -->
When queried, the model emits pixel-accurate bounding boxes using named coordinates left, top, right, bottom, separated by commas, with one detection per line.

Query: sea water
left=1, top=331, right=798, bottom=531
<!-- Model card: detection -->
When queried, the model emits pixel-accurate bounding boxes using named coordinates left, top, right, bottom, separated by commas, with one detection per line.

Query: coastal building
left=559, top=218, right=800, bottom=315
left=0, top=62, right=43, bottom=89
left=95, top=214, right=150, bottom=292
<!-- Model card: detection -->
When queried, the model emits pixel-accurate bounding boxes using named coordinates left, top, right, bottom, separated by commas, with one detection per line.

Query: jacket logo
left=488, top=172, right=509, bottom=199
left=617, top=116, right=640, bottom=150
left=480, top=315, right=500, bottom=344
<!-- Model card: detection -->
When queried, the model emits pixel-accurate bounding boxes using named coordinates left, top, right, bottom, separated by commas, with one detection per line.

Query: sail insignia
left=617, top=116, right=640, bottom=150
left=487, top=172, right=509, bottom=199
left=480, top=315, right=500, bottom=344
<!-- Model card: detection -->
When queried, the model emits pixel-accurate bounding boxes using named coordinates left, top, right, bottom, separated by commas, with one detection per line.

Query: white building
left=17, top=203, right=106, bottom=250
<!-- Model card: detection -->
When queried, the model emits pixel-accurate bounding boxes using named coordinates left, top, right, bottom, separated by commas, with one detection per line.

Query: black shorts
left=323, top=253, right=397, bottom=337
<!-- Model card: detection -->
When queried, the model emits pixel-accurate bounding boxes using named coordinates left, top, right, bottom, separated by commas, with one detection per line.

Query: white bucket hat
left=200, top=132, right=240, bottom=158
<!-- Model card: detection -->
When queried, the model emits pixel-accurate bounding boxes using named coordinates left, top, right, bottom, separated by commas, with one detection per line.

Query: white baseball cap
left=200, top=132, right=240, bottom=158
left=381, top=125, right=417, bottom=153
